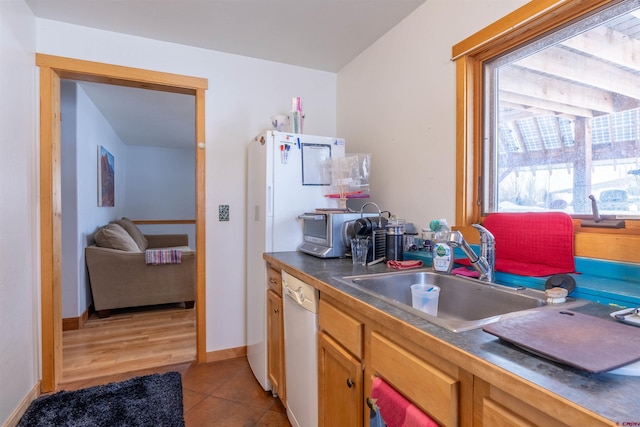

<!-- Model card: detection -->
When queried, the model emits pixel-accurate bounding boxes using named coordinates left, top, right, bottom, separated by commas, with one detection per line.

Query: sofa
left=85, top=218, right=195, bottom=317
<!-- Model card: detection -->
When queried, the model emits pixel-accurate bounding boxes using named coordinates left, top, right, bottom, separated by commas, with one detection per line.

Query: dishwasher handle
left=282, top=271, right=319, bottom=313
left=284, top=285, right=306, bottom=306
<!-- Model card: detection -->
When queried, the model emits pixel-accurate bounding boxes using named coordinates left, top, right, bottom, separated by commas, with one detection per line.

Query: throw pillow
left=116, top=217, right=148, bottom=251
left=94, top=223, right=141, bottom=252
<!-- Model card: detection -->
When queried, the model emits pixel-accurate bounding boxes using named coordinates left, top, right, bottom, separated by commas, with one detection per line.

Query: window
left=453, top=0, right=640, bottom=264
left=483, top=0, right=640, bottom=217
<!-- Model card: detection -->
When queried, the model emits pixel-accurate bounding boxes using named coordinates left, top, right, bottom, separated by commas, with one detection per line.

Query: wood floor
left=62, top=303, right=197, bottom=384
left=60, top=304, right=290, bottom=426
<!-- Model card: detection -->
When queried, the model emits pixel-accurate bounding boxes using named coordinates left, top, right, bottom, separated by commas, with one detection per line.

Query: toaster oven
left=297, top=211, right=376, bottom=258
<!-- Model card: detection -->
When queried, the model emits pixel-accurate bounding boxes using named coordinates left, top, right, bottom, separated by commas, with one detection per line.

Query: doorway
left=37, top=54, right=208, bottom=392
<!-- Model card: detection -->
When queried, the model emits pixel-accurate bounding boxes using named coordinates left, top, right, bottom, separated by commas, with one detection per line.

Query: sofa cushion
left=94, top=223, right=141, bottom=252
left=116, top=217, right=148, bottom=251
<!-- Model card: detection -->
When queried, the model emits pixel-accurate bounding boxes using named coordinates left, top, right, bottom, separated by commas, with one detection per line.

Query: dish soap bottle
left=431, top=219, right=453, bottom=274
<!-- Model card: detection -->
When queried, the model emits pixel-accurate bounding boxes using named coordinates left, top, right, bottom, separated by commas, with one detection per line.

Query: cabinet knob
left=269, top=278, right=278, bottom=284
left=346, top=378, right=354, bottom=388
left=274, top=308, right=279, bottom=314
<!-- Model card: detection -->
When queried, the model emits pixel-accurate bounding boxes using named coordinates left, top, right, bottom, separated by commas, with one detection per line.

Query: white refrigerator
left=246, top=130, right=345, bottom=390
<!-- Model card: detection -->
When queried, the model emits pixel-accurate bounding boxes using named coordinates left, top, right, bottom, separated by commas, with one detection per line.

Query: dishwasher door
left=282, top=271, right=319, bottom=427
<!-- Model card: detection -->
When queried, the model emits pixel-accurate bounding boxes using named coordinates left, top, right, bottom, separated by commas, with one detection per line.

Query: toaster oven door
left=299, top=213, right=330, bottom=246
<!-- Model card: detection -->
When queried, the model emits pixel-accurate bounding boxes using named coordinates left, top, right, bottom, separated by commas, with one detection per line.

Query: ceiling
left=27, top=0, right=427, bottom=149
left=496, top=9, right=640, bottom=167
left=76, top=81, right=196, bottom=148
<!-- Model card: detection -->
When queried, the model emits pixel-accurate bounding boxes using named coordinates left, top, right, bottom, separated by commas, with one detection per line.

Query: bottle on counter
left=421, top=228, right=434, bottom=256
left=385, top=218, right=405, bottom=261
left=431, top=219, right=453, bottom=274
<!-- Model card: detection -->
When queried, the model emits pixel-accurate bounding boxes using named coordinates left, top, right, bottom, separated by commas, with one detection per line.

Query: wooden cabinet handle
left=269, top=278, right=278, bottom=284
left=346, top=378, right=354, bottom=388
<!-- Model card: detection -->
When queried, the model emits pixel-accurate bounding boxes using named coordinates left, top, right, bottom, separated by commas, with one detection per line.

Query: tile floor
left=61, top=357, right=291, bottom=426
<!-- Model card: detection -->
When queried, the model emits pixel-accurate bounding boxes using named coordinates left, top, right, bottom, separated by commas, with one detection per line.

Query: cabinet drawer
left=370, top=332, right=459, bottom=426
left=267, top=266, right=282, bottom=295
left=319, top=299, right=363, bottom=359
left=482, top=398, right=536, bottom=427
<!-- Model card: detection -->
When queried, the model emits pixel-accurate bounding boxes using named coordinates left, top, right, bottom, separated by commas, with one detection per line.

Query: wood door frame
left=36, top=54, right=208, bottom=392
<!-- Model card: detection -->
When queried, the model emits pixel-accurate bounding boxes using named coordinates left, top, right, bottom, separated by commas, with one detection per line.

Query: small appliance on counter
left=298, top=209, right=377, bottom=258
left=385, top=218, right=405, bottom=262
left=350, top=202, right=392, bottom=263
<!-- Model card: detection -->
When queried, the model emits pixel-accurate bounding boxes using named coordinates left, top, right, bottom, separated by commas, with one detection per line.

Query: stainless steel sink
left=334, top=269, right=586, bottom=332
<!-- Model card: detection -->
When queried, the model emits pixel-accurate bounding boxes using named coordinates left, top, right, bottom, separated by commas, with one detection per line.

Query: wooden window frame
left=452, top=0, right=640, bottom=264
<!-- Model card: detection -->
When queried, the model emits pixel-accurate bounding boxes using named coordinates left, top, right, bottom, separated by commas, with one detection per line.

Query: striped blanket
left=145, top=249, right=182, bottom=265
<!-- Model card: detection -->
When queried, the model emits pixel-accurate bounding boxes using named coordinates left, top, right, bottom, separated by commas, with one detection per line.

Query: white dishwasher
left=282, top=271, right=319, bottom=427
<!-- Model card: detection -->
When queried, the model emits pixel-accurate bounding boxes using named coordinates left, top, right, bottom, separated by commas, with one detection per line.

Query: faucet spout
left=447, top=224, right=495, bottom=282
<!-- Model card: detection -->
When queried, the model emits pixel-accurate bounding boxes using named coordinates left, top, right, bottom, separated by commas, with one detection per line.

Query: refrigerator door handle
left=267, top=185, right=273, bottom=216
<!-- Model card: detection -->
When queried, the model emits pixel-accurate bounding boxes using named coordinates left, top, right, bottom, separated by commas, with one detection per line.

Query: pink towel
left=370, top=377, right=439, bottom=427
left=387, top=260, right=423, bottom=270
left=451, top=266, right=479, bottom=278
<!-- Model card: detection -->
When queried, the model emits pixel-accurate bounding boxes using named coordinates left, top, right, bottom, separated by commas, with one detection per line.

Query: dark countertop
left=265, top=251, right=640, bottom=424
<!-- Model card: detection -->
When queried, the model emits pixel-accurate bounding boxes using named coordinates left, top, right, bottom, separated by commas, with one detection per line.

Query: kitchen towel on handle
left=370, top=377, right=439, bottom=427
left=457, top=212, right=576, bottom=277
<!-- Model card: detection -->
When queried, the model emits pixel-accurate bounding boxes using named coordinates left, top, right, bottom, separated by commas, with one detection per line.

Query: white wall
left=36, top=19, right=338, bottom=352
left=125, top=145, right=196, bottom=247
left=337, top=0, right=529, bottom=232
left=0, top=1, right=38, bottom=425
left=60, top=81, right=80, bottom=318
left=60, top=81, right=129, bottom=318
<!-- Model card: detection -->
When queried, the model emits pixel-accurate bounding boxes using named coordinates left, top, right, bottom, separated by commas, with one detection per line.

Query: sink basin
left=335, top=269, right=586, bottom=332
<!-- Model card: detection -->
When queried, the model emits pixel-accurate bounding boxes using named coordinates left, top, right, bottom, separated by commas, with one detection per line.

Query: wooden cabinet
left=318, top=296, right=467, bottom=427
left=480, top=397, right=536, bottom=427
left=472, top=377, right=612, bottom=427
left=266, top=265, right=281, bottom=294
left=265, top=257, right=619, bottom=427
left=266, top=265, right=285, bottom=404
left=318, top=332, right=363, bottom=427
left=369, top=332, right=460, bottom=426
left=318, top=298, right=364, bottom=427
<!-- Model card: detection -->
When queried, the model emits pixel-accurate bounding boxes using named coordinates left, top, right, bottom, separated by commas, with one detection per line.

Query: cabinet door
left=473, top=378, right=587, bottom=427
left=267, top=289, right=285, bottom=403
left=318, top=331, right=363, bottom=427
left=482, top=398, right=536, bottom=427
left=370, top=332, right=459, bottom=426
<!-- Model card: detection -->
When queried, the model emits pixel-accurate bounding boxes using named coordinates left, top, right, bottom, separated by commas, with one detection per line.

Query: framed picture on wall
left=98, top=145, right=115, bottom=207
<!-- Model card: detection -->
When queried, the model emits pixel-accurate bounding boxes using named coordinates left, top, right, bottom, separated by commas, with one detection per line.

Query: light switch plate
left=219, top=205, right=230, bottom=221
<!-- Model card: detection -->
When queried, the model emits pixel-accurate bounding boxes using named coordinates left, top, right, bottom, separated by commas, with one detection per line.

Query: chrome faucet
left=447, top=224, right=495, bottom=282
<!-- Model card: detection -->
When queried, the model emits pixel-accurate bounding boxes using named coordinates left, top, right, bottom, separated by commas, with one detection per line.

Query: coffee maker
left=351, top=202, right=390, bottom=263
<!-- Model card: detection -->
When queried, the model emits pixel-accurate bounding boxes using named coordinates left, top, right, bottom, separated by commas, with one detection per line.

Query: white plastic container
left=411, top=284, right=440, bottom=316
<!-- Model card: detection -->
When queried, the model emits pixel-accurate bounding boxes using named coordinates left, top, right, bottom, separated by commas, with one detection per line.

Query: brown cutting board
left=483, top=310, right=640, bottom=373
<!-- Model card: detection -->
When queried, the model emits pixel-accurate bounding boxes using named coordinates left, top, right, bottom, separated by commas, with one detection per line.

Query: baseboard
left=206, top=345, right=247, bottom=363
left=3, top=381, right=40, bottom=427
left=62, top=306, right=91, bottom=331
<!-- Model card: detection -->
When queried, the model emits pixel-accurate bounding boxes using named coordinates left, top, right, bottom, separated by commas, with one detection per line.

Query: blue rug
left=18, top=372, right=185, bottom=427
